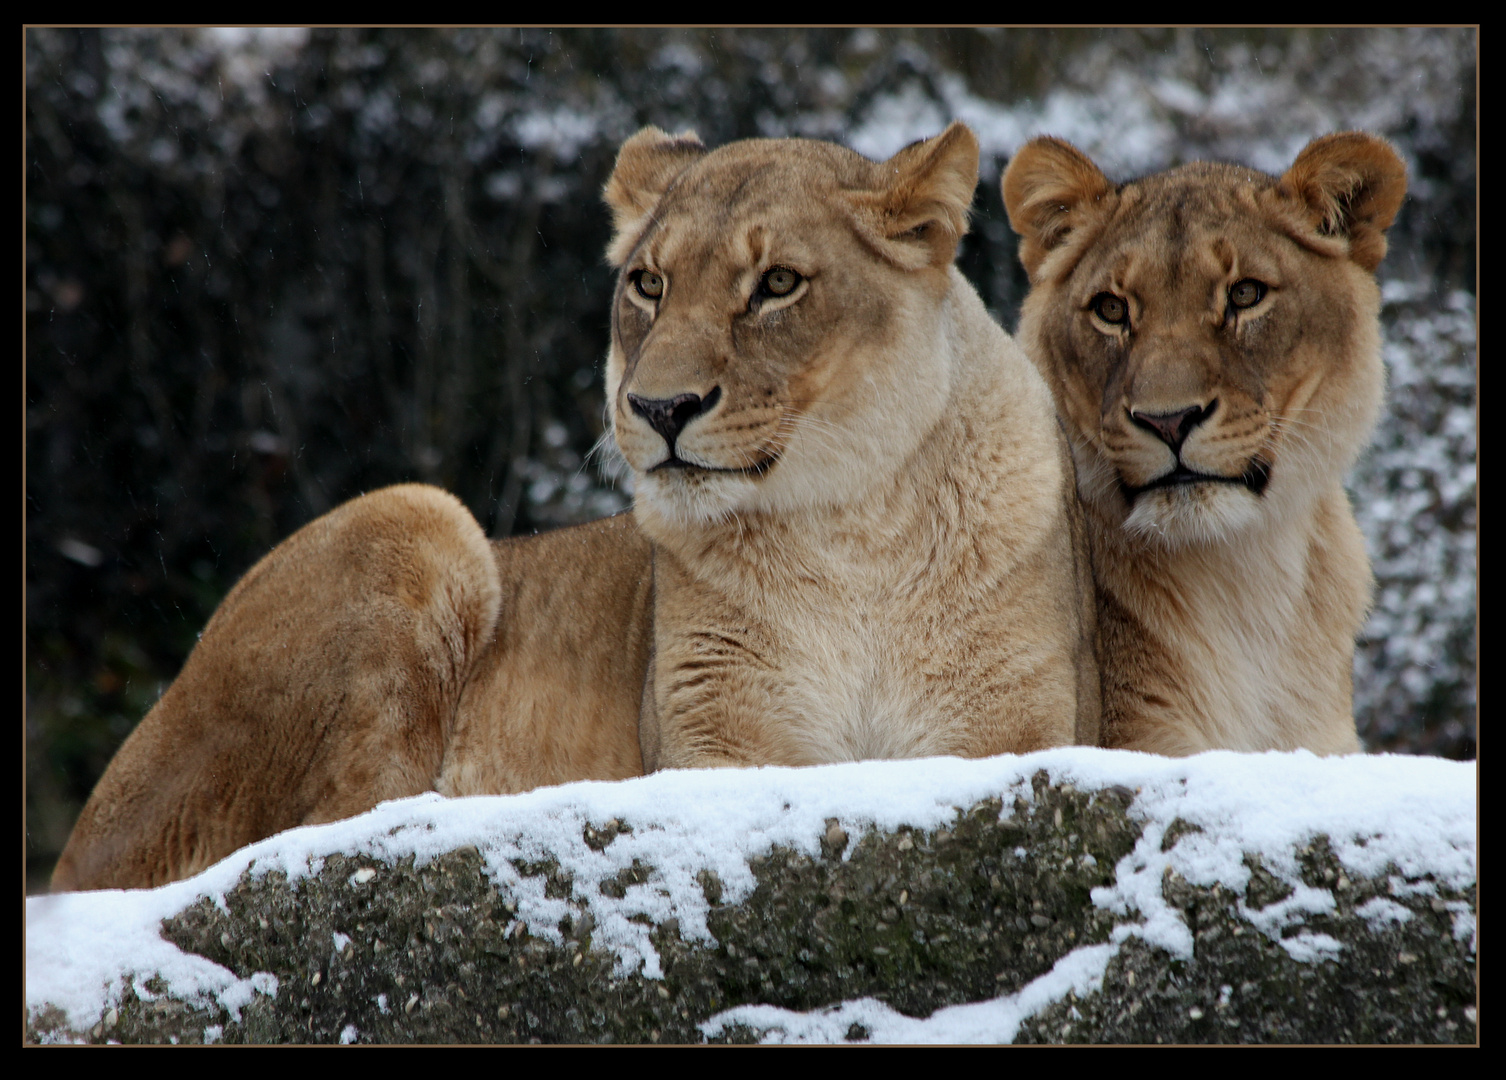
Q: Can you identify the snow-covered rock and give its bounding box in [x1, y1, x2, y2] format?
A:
[25, 748, 1476, 1044]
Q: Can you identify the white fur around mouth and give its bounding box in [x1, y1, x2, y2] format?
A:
[1122, 483, 1264, 546]
[636, 468, 764, 526]
[1123, 458, 1271, 501]
[649, 453, 778, 478]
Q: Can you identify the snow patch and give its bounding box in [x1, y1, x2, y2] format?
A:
[703, 943, 1116, 1045]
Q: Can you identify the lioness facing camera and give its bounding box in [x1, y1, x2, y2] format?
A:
[1002, 132, 1406, 756]
[54, 122, 1097, 891]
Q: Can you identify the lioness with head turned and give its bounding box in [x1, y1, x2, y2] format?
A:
[54, 122, 1097, 891]
[590, 123, 1097, 772]
[1002, 132, 1406, 756]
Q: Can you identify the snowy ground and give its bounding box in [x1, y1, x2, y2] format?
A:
[26, 747, 1476, 1044]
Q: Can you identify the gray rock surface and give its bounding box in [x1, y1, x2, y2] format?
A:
[25, 771, 1476, 1044]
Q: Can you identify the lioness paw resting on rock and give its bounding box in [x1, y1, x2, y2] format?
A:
[54, 123, 1097, 892]
[1002, 132, 1406, 757]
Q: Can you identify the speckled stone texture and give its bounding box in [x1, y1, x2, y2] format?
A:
[25, 775, 1476, 1045]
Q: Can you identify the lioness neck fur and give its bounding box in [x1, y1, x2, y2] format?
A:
[54, 123, 1096, 891]
[1002, 132, 1407, 755]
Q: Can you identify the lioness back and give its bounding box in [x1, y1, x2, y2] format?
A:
[1003, 133, 1407, 755]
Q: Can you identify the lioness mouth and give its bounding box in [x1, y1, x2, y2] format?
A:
[1124, 458, 1271, 501]
[652, 453, 779, 478]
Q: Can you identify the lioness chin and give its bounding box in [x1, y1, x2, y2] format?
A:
[1002, 132, 1407, 756]
[54, 123, 1097, 892]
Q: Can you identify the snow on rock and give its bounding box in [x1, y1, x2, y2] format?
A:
[26, 748, 1474, 1043]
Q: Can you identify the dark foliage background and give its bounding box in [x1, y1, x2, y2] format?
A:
[25, 28, 1476, 890]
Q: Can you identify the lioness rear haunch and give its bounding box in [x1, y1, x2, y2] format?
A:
[1003, 132, 1406, 756]
[54, 123, 1097, 891]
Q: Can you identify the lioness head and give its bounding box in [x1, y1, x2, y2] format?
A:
[601, 123, 979, 528]
[1003, 133, 1406, 546]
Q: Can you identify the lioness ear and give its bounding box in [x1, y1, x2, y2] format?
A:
[602, 126, 706, 267]
[1001, 136, 1115, 281]
[1276, 132, 1407, 272]
[848, 121, 979, 271]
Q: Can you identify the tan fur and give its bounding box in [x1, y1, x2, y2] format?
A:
[55, 124, 1099, 892]
[1002, 132, 1407, 756]
[437, 513, 652, 797]
[603, 124, 1097, 768]
[52, 494, 652, 891]
[54, 485, 498, 889]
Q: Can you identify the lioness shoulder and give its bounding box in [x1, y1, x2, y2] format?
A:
[1002, 132, 1406, 755]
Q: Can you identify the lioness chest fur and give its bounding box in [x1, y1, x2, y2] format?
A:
[1003, 133, 1407, 755]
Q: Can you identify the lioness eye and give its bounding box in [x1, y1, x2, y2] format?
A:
[1092, 293, 1129, 325]
[1229, 279, 1266, 308]
[635, 270, 664, 300]
[761, 267, 801, 298]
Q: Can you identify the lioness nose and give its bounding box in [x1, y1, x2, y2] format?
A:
[1129, 401, 1215, 451]
[628, 387, 722, 450]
